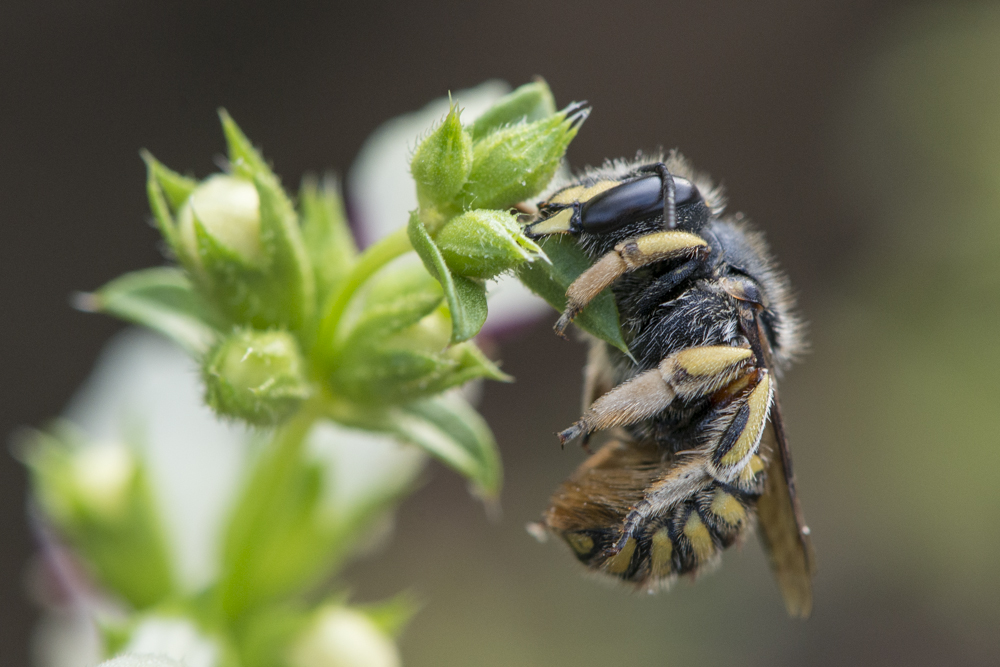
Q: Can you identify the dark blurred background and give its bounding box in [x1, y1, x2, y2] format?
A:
[4, 1, 1000, 664]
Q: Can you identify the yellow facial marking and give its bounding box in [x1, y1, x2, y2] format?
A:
[527, 208, 574, 235]
[565, 532, 594, 556]
[604, 537, 636, 574]
[650, 529, 674, 577]
[720, 373, 772, 466]
[632, 231, 707, 256]
[684, 513, 715, 563]
[710, 490, 747, 525]
[675, 346, 752, 377]
[547, 180, 620, 205]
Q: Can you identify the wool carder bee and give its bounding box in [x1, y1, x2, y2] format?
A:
[526, 153, 815, 617]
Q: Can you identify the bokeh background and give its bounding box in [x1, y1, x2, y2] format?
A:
[3, 1, 1000, 664]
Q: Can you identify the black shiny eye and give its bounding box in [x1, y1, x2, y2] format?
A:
[673, 176, 698, 205]
[579, 175, 662, 234]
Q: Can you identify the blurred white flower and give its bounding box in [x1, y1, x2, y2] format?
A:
[98, 656, 185, 667]
[120, 617, 220, 667]
[348, 80, 550, 336]
[288, 607, 400, 667]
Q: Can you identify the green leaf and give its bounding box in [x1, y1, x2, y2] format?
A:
[470, 79, 557, 140]
[300, 174, 357, 302]
[516, 234, 630, 355]
[80, 267, 222, 354]
[392, 394, 502, 498]
[332, 393, 502, 498]
[456, 102, 589, 211]
[357, 592, 421, 639]
[411, 103, 473, 209]
[407, 212, 488, 343]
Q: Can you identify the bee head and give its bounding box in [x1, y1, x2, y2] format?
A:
[527, 170, 712, 252]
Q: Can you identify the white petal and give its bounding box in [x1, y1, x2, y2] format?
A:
[63, 329, 248, 592]
[31, 610, 102, 667]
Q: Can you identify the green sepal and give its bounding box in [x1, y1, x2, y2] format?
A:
[456, 102, 588, 212]
[254, 172, 316, 333]
[140, 150, 198, 211]
[435, 208, 546, 279]
[331, 393, 502, 499]
[408, 212, 488, 343]
[300, 174, 357, 304]
[516, 234, 630, 355]
[411, 103, 473, 210]
[19, 424, 175, 609]
[219, 109, 272, 181]
[470, 79, 557, 140]
[79, 267, 223, 355]
[141, 152, 183, 257]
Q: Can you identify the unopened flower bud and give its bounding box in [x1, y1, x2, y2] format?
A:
[177, 174, 263, 270]
[435, 209, 546, 279]
[410, 104, 473, 212]
[456, 102, 589, 211]
[289, 607, 400, 667]
[203, 329, 311, 426]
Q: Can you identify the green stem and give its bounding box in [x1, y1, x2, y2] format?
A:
[219, 398, 322, 619]
[312, 226, 412, 370]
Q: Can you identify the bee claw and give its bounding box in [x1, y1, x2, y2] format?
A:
[558, 422, 585, 447]
[553, 314, 572, 338]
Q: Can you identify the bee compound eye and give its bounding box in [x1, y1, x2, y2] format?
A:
[672, 176, 699, 205]
[579, 175, 663, 234]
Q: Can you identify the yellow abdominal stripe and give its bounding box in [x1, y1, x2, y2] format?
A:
[710, 490, 747, 525]
[566, 532, 594, 556]
[720, 373, 771, 466]
[650, 529, 674, 576]
[683, 513, 715, 563]
[604, 538, 636, 574]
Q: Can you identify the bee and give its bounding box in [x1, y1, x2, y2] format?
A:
[525, 152, 815, 617]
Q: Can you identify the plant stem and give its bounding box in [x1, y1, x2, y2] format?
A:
[312, 226, 412, 371]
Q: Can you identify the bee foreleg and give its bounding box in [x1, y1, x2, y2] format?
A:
[554, 231, 710, 336]
[559, 345, 755, 445]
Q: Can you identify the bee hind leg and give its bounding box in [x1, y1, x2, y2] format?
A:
[558, 344, 755, 446]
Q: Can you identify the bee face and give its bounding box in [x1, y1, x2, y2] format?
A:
[529, 152, 814, 616]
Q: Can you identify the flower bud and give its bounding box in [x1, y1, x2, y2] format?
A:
[456, 102, 589, 211]
[202, 328, 311, 426]
[288, 607, 400, 667]
[20, 427, 174, 607]
[177, 174, 263, 270]
[435, 209, 546, 279]
[410, 104, 473, 211]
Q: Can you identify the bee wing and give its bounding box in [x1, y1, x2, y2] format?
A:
[757, 394, 815, 618]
